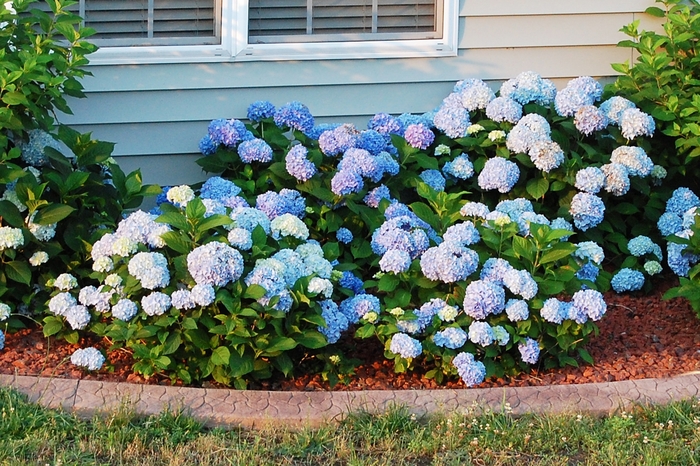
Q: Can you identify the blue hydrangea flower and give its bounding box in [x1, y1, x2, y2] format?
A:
[611, 268, 645, 293]
[199, 135, 218, 155]
[318, 300, 349, 344]
[256, 189, 306, 220]
[506, 113, 551, 154]
[306, 123, 340, 140]
[478, 157, 520, 193]
[442, 154, 474, 180]
[574, 241, 605, 265]
[420, 242, 479, 283]
[187, 242, 244, 287]
[667, 229, 698, 276]
[518, 337, 540, 364]
[528, 140, 564, 172]
[227, 228, 253, 251]
[628, 235, 662, 260]
[452, 352, 486, 387]
[499, 71, 556, 106]
[208, 119, 250, 147]
[274, 101, 315, 134]
[485, 96, 523, 123]
[191, 284, 216, 306]
[454, 78, 495, 110]
[576, 262, 600, 283]
[433, 327, 468, 349]
[331, 169, 364, 196]
[468, 321, 495, 346]
[141, 292, 171, 317]
[433, 106, 470, 138]
[389, 333, 422, 359]
[368, 112, 403, 135]
[443, 221, 480, 246]
[575, 167, 605, 194]
[379, 249, 412, 274]
[396, 298, 444, 334]
[620, 108, 655, 140]
[460, 202, 490, 219]
[600, 96, 636, 124]
[201, 176, 241, 202]
[371, 216, 430, 259]
[610, 146, 653, 177]
[364, 185, 392, 208]
[419, 169, 446, 192]
[247, 100, 276, 122]
[463, 280, 506, 319]
[112, 299, 138, 321]
[335, 227, 353, 244]
[480, 257, 514, 285]
[230, 207, 271, 234]
[506, 299, 529, 322]
[571, 289, 606, 321]
[601, 163, 631, 196]
[550, 217, 574, 240]
[339, 293, 381, 324]
[340, 271, 364, 294]
[666, 187, 700, 215]
[658, 212, 683, 237]
[285, 144, 317, 182]
[171, 289, 195, 310]
[554, 76, 602, 117]
[18, 129, 62, 167]
[570, 193, 605, 231]
[540, 297, 566, 324]
[574, 105, 609, 136]
[319, 124, 359, 156]
[403, 123, 435, 149]
[238, 138, 273, 164]
[503, 268, 538, 300]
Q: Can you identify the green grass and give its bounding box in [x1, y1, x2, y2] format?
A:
[1, 386, 700, 465]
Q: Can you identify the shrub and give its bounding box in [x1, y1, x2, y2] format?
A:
[608, 0, 700, 189]
[0, 1, 160, 333]
[45, 187, 358, 388]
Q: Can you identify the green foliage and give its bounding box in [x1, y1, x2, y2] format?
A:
[608, 0, 700, 189]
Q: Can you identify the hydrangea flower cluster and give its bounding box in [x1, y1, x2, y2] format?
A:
[660, 188, 700, 277]
[18, 129, 62, 167]
[70, 347, 105, 371]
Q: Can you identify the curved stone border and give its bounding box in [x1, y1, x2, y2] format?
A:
[2, 372, 700, 429]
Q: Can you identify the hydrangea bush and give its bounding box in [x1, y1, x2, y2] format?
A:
[45, 185, 359, 388]
[0, 2, 159, 336]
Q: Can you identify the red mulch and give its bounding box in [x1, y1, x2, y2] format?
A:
[2, 275, 699, 391]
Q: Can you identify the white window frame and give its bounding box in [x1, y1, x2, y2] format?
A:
[88, 0, 458, 65]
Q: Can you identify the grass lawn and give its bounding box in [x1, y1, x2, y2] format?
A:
[1, 386, 700, 465]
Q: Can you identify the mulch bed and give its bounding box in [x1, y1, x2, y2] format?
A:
[2, 274, 699, 391]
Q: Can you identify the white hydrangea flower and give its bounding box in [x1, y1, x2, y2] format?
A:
[308, 277, 333, 298]
[26, 212, 56, 242]
[0, 303, 10, 321]
[166, 185, 195, 208]
[0, 189, 26, 212]
[104, 273, 123, 288]
[0, 226, 24, 250]
[54, 273, 78, 291]
[270, 213, 309, 240]
[29, 251, 49, 266]
[71, 347, 105, 371]
[92, 256, 114, 273]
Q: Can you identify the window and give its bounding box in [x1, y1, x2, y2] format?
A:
[85, 0, 458, 64]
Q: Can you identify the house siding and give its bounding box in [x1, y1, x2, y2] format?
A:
[61, 0, 660, 185]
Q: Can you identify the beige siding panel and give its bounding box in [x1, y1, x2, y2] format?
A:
[79, 45, 630, 95]
[461, 14, 633, 49]
[461, 0, 654, 16]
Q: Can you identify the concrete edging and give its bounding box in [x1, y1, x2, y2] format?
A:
[2, 373, 700, 428]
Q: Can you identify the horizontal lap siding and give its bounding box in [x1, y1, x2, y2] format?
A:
[64, 0, 658, 186]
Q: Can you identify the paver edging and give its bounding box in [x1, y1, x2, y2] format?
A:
[2, 372, 700, 429]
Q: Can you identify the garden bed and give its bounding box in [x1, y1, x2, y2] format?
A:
[2, 274, 698, 391]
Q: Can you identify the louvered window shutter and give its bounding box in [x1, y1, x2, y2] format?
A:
[40, 0, 221, 46]
[248, 0, 440, 44]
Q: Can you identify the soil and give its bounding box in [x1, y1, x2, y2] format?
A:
[2, 274, 700, 391]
